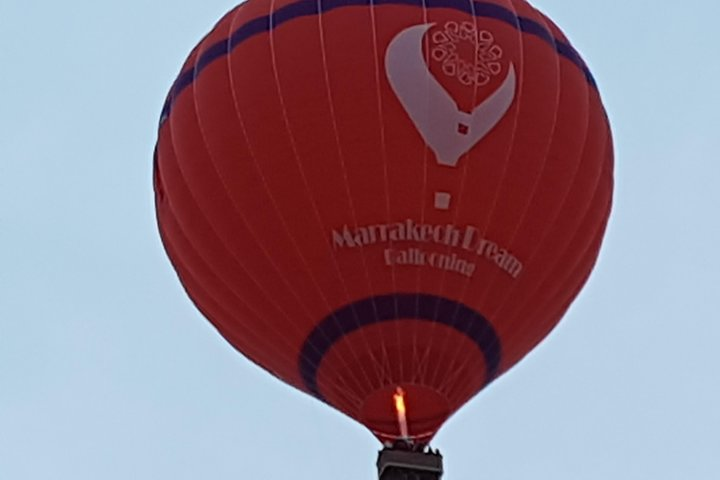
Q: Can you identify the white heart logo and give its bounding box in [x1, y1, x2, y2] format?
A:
[386, 23, 516, 168]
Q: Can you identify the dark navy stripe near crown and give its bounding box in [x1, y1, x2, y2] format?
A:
[298, 293, 501, 401]
[158, 0, 597, 124]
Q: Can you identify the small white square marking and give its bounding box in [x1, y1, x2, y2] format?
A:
[434, 192, 452, 210]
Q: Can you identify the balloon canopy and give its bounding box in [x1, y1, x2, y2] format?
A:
[154, 0, 613, 443]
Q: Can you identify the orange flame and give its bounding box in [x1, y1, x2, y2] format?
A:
[394, 387, 406, 415]
[393, 387, 409, 439]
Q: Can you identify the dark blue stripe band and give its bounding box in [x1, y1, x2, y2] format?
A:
[298, 293, 501, 401]
[158, 0, 597, 124]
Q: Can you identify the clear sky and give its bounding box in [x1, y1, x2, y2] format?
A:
[1, 1, 719, 479]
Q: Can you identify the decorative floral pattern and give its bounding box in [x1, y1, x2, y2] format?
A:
[430, 21, 504, 86]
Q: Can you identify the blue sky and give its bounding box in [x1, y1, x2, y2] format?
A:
[1, 1, 719, 478]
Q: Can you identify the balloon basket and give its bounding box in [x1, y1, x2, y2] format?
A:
[376, 443, 443, 480]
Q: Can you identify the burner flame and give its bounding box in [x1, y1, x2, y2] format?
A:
[393, 387, 409, 439]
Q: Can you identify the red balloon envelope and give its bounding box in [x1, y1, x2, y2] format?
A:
[154, 0, 613, 443]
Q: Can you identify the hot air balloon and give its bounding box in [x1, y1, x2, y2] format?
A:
[153, 0, 613, 469]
